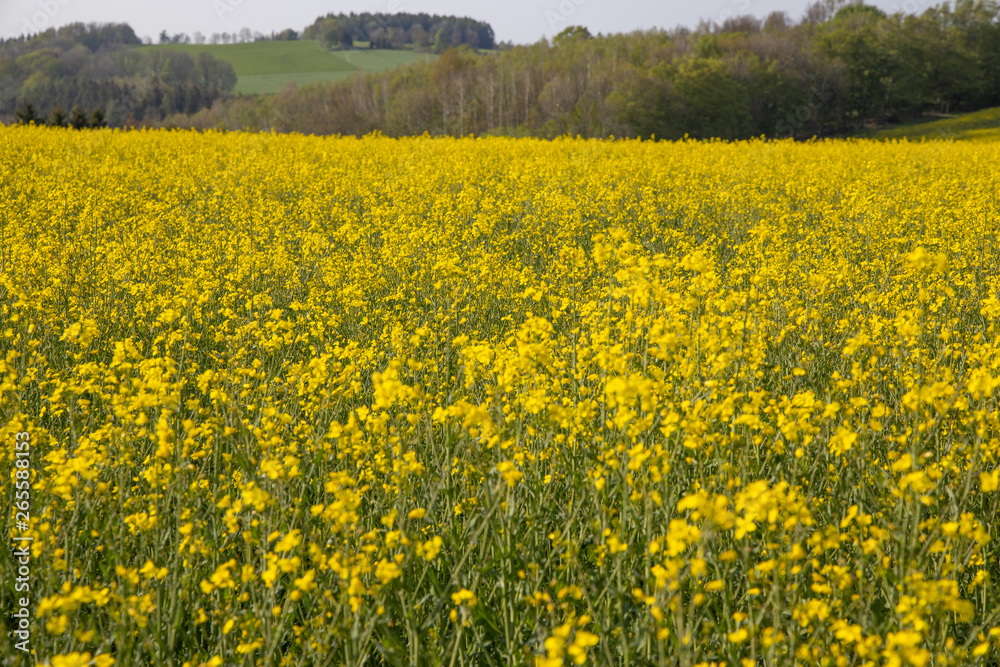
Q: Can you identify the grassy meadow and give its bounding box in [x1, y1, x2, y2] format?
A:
[2, 126, 1000, 666]
[136, 41, 437, 94]
[859, 106, 1000, 142]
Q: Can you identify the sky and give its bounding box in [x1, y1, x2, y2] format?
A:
[0, 0, 936, 45]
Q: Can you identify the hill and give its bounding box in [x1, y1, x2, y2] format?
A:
[165, 2, 1000, 140]
[0, 23, 236, 125]
[137, 41, 437, 95]
[858, 107, 1000, 141]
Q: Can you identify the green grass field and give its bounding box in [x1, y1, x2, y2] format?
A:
[857, 106, 1000, 141]
[137, 40, 437, 95]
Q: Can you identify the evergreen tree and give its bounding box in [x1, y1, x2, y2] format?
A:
[14, 102, 40, 125]
[49, 106, 68, 127]
[69, 105, 88, 129]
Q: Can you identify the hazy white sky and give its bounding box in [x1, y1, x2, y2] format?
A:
[0, 0, 932, 45]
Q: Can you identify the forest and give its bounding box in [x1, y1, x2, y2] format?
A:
[164, 0, 1000, 139]
[0, 22, 238, 126]
[302, 12, 495, 51]
[6, 0, 1000, 139]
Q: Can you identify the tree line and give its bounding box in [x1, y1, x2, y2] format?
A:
[1, 22, 237, 127]
[302, 12, 495, 52]
[8, 1, 1000, 139]
[157, 28, 300, 46]
[167, 0, 1000, 139]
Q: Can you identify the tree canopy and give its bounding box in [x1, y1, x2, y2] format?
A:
[303, 12, 494, 52]
[171, 0, 1000, 140]
[1, 22, 237, 126]
[8, 1, 1000, 139]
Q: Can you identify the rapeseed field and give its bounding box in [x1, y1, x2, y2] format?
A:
[2, 126, 1000, 666]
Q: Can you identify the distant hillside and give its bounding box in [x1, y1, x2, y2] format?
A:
[1, 13, 480, 124]
[138, 41, 437, 95]
[11, 2, 1000, 141]
[858, 107, 1000, 141]
[0, 22, 236, 126]
[167, 2, 1000, 141]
